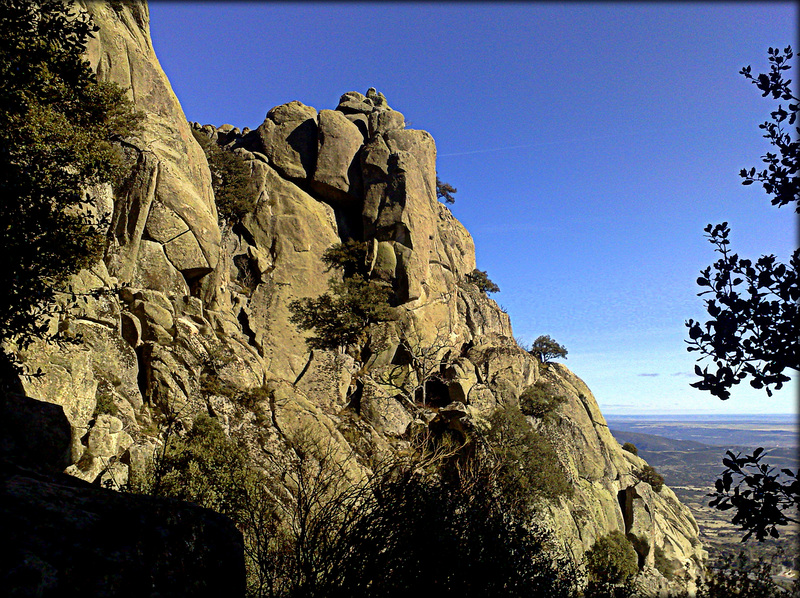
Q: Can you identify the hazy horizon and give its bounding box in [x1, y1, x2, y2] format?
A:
[605, 413, 798, 420]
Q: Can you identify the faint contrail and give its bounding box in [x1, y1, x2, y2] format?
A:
[438, 130, 661, 157]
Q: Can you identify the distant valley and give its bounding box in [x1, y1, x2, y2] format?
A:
[606, 414, 798, 449]
[607, 415, 799, 569]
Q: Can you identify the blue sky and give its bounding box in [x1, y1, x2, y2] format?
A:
[148, 2, 797, 415]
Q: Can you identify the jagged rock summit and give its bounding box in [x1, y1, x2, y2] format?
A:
[4, 1, 706, 595]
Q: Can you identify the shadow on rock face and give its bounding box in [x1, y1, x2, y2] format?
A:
[1, 460, 245, 598]
[0, 352, 73, 474]
[286, 118, 318, 179]
[0, 393, 73, 474]
[0, 359, 245, 597]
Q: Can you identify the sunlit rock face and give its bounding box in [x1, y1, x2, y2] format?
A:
[6, 2, 705, 596]
[82, 0, 221, 300]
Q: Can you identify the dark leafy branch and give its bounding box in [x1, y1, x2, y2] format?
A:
[686, 46, 798, 401]
[686, 223, 799, 400]
[686, 46, 799, 544]
[738, 46, 799, 212]
[708, 447, 799, 541]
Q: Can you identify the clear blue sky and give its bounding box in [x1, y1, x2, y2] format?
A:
[148, 2, 797, 415]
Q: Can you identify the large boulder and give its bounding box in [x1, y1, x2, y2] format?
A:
[336, 91, 375, 115]
[368, 109, 405, 137]
[2, 461, 245, 598]
[254, 101, 318, 181]
[235, 160, 340, 382]
[311, 109, 364, 202]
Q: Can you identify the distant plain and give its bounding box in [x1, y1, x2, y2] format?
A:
[607, 414, 799, 569]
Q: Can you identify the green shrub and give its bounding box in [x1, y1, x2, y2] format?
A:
[290, 275, 395, 350]
[147, 414, 253, 518]
[239, 386, 269, 410]
[145, 418, 583, 598]
[519, 380, 567, 418]
[199, 371, 240, 400]
[636, 464, 665, 492]
[585, 530, 639, 585]
[653, 545, 674, 580]
[199, 367, 268, 409]
[290, 241, 396, 351]
[465, 269, 500, 294]
[622, 442, 638, 456]
[321, 240, 369, 277]
[484, 406, 573, 507]
[271, 429, 579, 598]
[141, 414, 282, 595]
[198, 346, 242, 400]
[93, 392, 118, 417]
[192, 128, 253, 223]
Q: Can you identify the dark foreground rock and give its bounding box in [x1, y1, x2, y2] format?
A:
[1, 459, 244, 598]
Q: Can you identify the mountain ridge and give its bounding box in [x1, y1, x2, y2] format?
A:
[3, 1, 707, 595]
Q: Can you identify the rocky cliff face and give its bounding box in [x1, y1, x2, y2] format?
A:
[9, 1, 705, 595]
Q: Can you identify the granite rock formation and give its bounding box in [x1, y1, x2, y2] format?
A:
[4, 1, 706, 595]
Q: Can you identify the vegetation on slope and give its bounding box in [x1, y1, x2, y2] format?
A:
[191, 128, 254, 224]
[142, 416, 580, 598]
[289, 241, 396, 351]
[0, 0, 140, 377]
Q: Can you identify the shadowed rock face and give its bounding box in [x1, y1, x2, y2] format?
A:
[2, 459, 245, 598]
[7, 2, 705, 595]
[0, 394, 72, 473]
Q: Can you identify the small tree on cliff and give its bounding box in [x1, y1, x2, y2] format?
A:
[0, 0, 140, 376]
[436, 177, 457, 204]
[529, 335, 568, 364]
[621, 442, 638, 456]
[466, 269, 500, 294]
[289, 241, 395, 351]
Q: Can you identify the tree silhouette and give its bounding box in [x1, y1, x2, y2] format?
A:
[0, 0, 140, 375]
[686, 46, 798, 542]
[686, 46, 798, 401]
[530, 335, 568, 364]
[436, 177, 457, 204]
